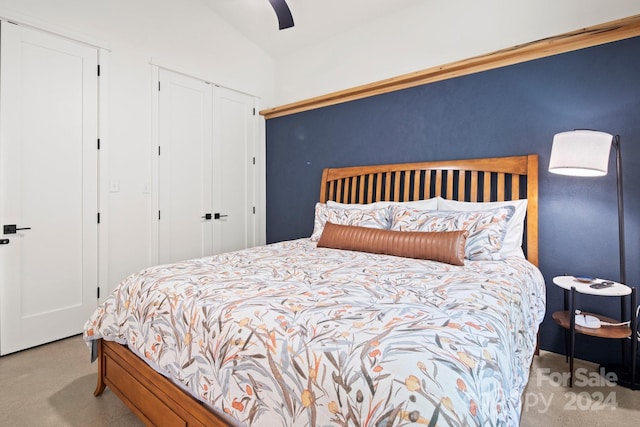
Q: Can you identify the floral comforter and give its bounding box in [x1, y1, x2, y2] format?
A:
[84, 238, 545, 426]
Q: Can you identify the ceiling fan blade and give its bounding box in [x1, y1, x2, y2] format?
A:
[267, 0, 294, 30]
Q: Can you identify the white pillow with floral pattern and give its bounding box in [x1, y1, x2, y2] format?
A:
[438, 198, 527, 259]
[311, 203, 390, 241]
[389, 205, 515, 260]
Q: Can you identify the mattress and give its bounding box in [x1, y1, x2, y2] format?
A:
[84, 238, 545, 426]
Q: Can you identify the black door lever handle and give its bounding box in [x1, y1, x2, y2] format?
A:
[3, 224, 32, 234]
[213, 213, 228, 220]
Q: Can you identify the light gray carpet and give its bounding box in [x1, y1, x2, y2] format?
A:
[0, 335, 637, 426]
[0, 335, 141, 427]
[522, 351, 639, 427]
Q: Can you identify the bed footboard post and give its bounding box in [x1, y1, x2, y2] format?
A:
[93, 339, 107, 396]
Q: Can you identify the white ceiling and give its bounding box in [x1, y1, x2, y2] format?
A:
[202, 0, 423, 58]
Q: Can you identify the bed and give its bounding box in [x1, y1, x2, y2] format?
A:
[85, 154, 544, 426]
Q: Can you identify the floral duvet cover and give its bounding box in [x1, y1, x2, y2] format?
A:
[84, 238, 545, 426]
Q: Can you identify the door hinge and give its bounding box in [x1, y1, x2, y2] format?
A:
[252, 157, 256, 165]
[97, 212, 101, 224]
[97, 138, 101, 150]
[158, 81, 161, 91]
[253, 107, 256, 115]
[97, 65, 100, 77]
[158, 146, 161, 156]
[158, 210, 161, 220]
[97, 287, 101, 299]
[253, 206, 256, 214]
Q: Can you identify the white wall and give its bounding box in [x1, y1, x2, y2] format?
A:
[275, 0, 640, 106]
[0, 0, 275, 292]
[4, 0, 640, 293]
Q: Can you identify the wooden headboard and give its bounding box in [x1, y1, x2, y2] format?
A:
[319, 155, 539, 266]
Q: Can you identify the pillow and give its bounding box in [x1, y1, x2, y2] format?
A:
[317, 222, 468, 266]
[327, 198, 439, 211]
[438, 199, 527, 258]
[389, 206, 515, 260]
[310, 203, 389, 241]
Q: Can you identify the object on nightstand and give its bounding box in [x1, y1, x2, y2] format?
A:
[590, 281, 614, 289]
[574, 313, 601, 328]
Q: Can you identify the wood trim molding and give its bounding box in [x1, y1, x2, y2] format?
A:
[261, 14, 640, 119]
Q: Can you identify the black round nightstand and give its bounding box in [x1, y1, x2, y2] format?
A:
[551, 275, 637, 389]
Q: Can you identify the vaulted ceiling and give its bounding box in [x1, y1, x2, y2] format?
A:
[202, 0, 423, 58]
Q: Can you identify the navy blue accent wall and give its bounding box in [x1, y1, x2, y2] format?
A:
[266, 36, 640, 363]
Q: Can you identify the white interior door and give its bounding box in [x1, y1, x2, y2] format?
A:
[157, 69, 213, 264]
[212, 87, 256, 254]
[0, 22, 98, 355]
[155, 70, 256, 263]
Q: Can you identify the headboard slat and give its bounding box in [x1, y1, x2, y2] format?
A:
[364, 174, 372, 203]
[512, 176, 520, 200]
[393, 173, 401, 201]
[470, 171, 478, 202]
[423, 171, 432, 200]
[497, 173, 506, 201]
[483, 172, 491, 202]
[443, 171, 450, 198]
[384, 172, 392, 201]
[375, 173, 382, 202]
[434, 170, 443, 197]
[412, 171, 421, 201]
[403, 172, 411, 201]
[350, 178, 354, 202]
[457, 171, 466, 201]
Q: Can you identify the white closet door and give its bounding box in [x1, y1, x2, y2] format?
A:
[0, 23, 98, 355]
[212, 87, 256, 254]
[157, 69, 213, 264]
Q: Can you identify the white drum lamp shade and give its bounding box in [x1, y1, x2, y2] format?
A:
[549, 130, 613, 176]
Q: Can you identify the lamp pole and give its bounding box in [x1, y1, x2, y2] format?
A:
[614, 135, 625, 285]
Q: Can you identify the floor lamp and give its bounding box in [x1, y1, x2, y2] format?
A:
[548, 130, 625, 285]
[549, 129, 637, 390]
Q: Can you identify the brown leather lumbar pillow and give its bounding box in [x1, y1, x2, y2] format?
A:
[317, 222, 468, 266]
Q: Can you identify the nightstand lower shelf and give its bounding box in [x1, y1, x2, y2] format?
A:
[552, 311, 631, 339]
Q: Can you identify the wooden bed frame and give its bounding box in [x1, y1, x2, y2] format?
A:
[93, 154, 539, 426]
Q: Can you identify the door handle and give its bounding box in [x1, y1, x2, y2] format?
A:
[213, 213, 228, 220]
[202, 213, 212, 220]
[3, 224, 32, 234]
